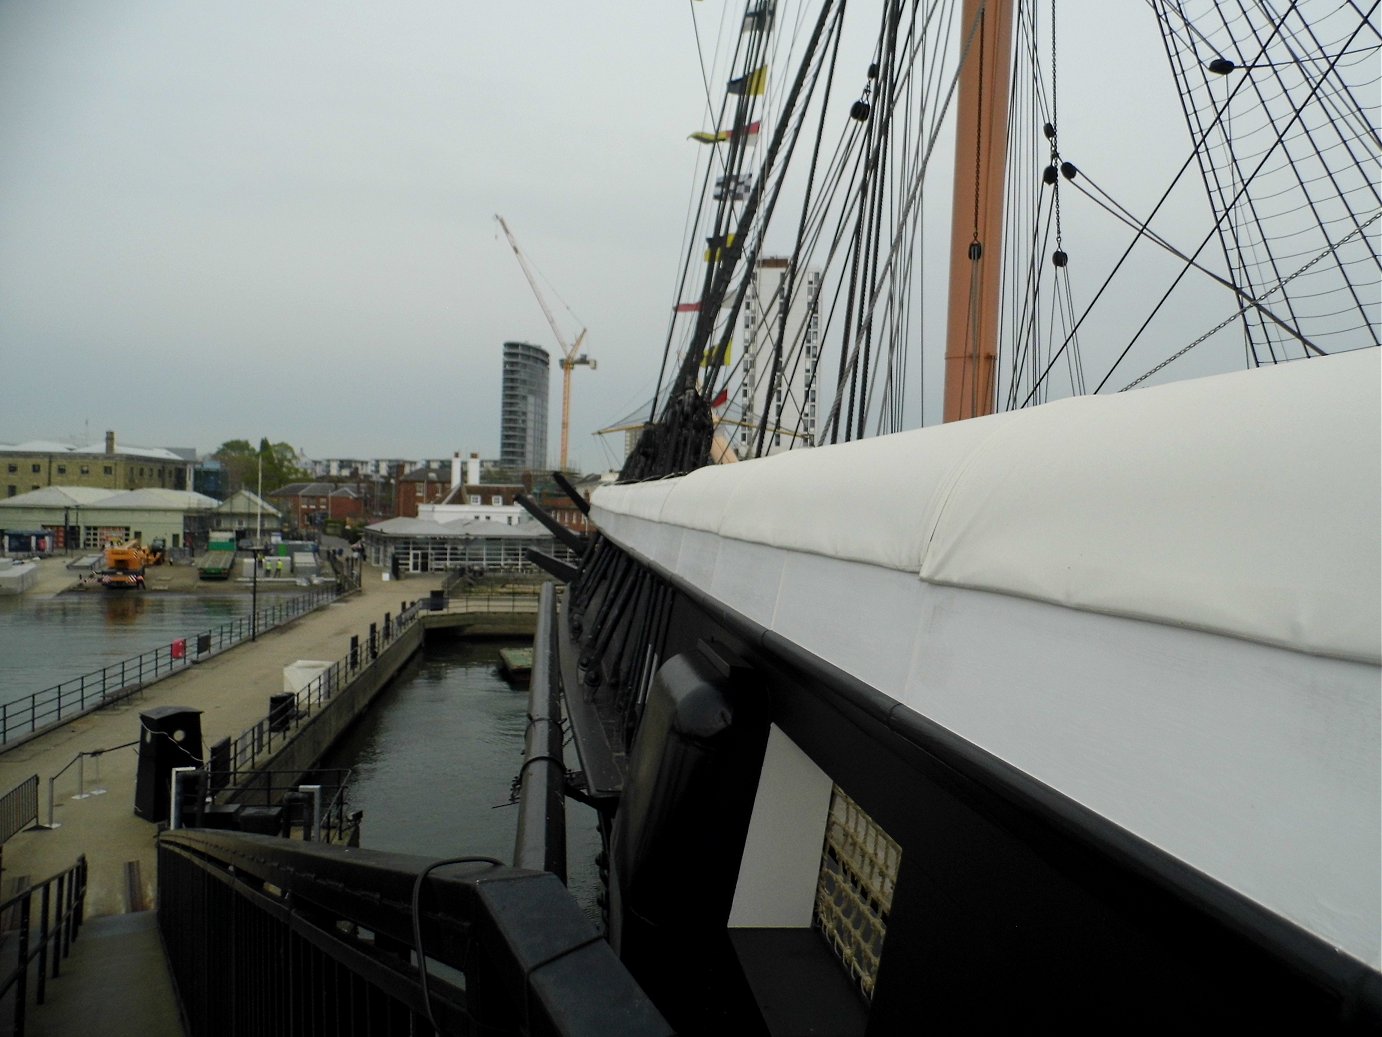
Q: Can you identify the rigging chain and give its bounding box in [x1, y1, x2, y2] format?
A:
[1119, 207, 1380, 390]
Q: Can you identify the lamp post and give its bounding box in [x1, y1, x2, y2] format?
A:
[250, 544, 264, 641]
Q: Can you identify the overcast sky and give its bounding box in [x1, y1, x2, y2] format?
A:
[0, 2, 716, 469]
[2, 2, 1372, 470]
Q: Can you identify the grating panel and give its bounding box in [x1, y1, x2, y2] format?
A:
[813, 785, 901, 1002]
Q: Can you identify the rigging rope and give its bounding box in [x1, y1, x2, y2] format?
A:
[1091, 0, 1378, 392]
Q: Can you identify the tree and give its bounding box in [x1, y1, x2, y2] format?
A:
[214, 439, 257, 495]
[215, 438, 310, 495]
[259, 438, 309, 492]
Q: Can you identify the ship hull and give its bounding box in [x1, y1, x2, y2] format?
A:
[554, 351, 1382, 1030]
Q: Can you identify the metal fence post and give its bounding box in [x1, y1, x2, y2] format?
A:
[15, 894, 31, 1034]
[52, 874, 64, 975]
[37, 883, 50, 1005]
[89, 752, 106, 796]
[45, 777, 59, 829]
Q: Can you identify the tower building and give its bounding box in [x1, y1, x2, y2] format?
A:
[736, 257, 822, 455]
[500, 341, 550, 471]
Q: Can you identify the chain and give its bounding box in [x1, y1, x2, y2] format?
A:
[1120, 208, 1382, 390]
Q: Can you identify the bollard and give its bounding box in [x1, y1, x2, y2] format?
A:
[350, 634, 359, 671]
[369, 623, 377, 660]
[298, 784, 322, 842]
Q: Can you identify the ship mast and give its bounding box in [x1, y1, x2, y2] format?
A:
[943, 0, 1015, 422]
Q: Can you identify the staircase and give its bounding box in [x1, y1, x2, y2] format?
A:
[17, 912, 182, 1037]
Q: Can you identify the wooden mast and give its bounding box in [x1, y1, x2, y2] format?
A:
[943, 0, 1015, 422]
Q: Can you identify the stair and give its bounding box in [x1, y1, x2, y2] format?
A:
[24, 911, 182, 1037]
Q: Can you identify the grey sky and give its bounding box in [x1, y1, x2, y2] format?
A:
[2, 2, 1372, 470]
[1, 2, 705, 469]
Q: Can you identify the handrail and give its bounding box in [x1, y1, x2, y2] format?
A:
[513, 582, 566, 877]
[171, 768, 356, 844]
[157, 830, 668, 1036]
[0, 775, 38, 844]
[0, 856, 87, 1037]
[436, 590, 542, 615]
[0, 586, 339, 747]
[41, 741, 139, 828]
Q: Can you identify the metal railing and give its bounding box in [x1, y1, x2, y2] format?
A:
[157, 830, 668, 1036]
[223, 600, 425, 780]
[0, 856, 87, 1037]
[205, 588, 542, 832]
[0, 586, 339, 747]
[439, 590, 541, 614]
[40, 742, 136, 829]
[513, 583, 565, 877]
[0, 776, 38, 845]
[173, 769, 357, 845]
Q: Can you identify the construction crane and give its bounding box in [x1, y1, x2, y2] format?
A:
[495, 214, 596, 471]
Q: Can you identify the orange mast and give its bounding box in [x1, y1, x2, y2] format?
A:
[943, 0, 1015, 422]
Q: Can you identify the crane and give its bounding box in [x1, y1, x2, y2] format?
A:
[494, 214, 596, 472]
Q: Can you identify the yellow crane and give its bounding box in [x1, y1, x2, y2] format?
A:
[495, 214, 596, 472]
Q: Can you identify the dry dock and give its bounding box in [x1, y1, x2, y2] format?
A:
[0, 565, 445, 918]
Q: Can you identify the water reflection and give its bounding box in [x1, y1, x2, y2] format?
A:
[321, 638, 603, 924]
[102, 594, 146, 624]
[0, 591, 258, 704]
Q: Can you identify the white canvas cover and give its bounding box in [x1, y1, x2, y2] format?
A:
[597, 350, 1381, 663]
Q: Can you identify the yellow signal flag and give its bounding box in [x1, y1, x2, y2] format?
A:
[704, 234, 737, 261]
[701, 339, 732, 366]
[727, 66, 768, 96]
[688, 129, 730, 144]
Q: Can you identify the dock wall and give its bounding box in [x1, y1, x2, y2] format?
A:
[226, 597, 539, 800]
[238, 620, 425, 788]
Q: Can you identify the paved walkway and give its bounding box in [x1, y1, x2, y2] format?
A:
[0, 565, 443, 918]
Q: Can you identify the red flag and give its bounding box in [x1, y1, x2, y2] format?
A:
[674, 301, 701, 313]
[730, 120, 761, 140]
[711, 387, 729, 408]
